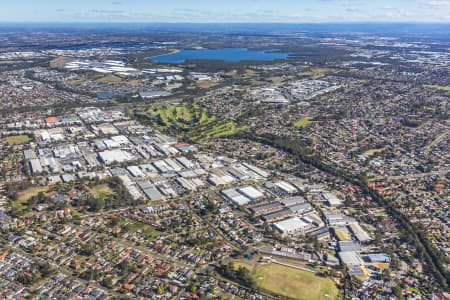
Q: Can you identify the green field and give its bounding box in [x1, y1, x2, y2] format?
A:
[133, 102, 246, 142]
[300, 68, 334, 77]
[118, 217, 161, 240]
[234, 261, 339, 300]
[194, 80, 219, 89]
[362, 147, 386, 157]
[91, 184, 115, 199]
[424, 85, 450, 92]
[95, 74, 124, 84]
[17, 186, 51, 202]
[334, 229, 351, 241]
[2, 135, 31, 145]
[294, 117, 313, 128]
[50, 56, 75, 68]
[13, 186, 51, 211]
[128, 221, 161, 240]
[67, 74, 136, 86]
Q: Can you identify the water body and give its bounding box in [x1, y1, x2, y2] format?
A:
[150, 48, 289, 64]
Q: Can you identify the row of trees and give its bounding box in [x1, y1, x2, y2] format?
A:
[217, 262, 255, 288]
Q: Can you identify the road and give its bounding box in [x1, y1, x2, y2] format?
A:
[372, 169, 449, 181]
[423, 129, 450, 154]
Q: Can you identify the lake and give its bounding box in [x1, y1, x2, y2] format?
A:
[150, 48, 289, 64]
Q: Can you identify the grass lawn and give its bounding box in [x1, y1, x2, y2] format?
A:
[300, 68, 334, 77]
[91, 184, 115, 199]
[270, 75, 292, 84]
[335, 229, 351, 241]
[135, 102, 245, 142]
[234, 261, 339, 300]
[2, 135, 31, 145]
[67, 76, 89, 85]
[120, 217, 162, 240]
[294, 117, 313, 128]
[136, 223, 162, 240]
[13, 186, 51, 211]
[195, 80, 219, 89]
[424, 85, 450, 92]
[50, 56, 75, 68]
[234, 260, 255, 271]
[95, 74, 123, 84]
[49, 56, 75, 68]
[190, 120, 246, 142]
[363, 147, 386, 157]
[69, 207, 82, 218]
[17, 186, 51, 202]
[406, 287, 422, 295]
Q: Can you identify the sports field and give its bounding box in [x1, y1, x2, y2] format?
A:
[424, 84, 450, 92]
[2, 135, 31, 145]
[294, 117, 313, 128]
[234, 261, 339, 300]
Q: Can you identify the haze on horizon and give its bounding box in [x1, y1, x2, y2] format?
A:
[0, 0, 449, 23]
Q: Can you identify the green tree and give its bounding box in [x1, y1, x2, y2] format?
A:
[157, 285, 165, 295]
[392, 284, 403, 299]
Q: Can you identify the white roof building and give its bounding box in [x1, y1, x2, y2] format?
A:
[274, 217, 310, 235]
[98, 150, 135, 165]
[222, 188, 251, 206]
[349, 223, 372, 243]
[321, 192, 344, 207]
[238, 186, 264, 200]
[29, 159, 43, 175]
[242, 163, 270, 178]
[127, 166, 144, 177]
[338, 251, 363, 266]
[275, 181, 298, 194]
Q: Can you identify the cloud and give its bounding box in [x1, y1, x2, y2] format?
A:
[91, 9, 125, 14]
[421, 0, 450, 8]
[345, 7, 362, 13]
[17, 0, 450, 23]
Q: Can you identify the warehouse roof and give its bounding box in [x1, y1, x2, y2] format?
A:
[279, 196, 306, 207]
[238, 186, 264, 200]
[262, 208, 292, 221]
[275, 181, 298, 193]
[349, 223, 371, 243]
[338, 251, 362, 265]
[250, 201, 283, 215]
[338, 241, 361, 252]
[222, 188, 251, 206]
[321, 192, 343, 206]
[274, 217, 309, 234]
[367, 253, 391, 263]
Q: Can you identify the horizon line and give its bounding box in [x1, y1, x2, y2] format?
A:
[1, 21, 450, 25]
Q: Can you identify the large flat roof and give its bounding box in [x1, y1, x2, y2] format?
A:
[238, 186, 264, 200]
[274, 217, 309, 233]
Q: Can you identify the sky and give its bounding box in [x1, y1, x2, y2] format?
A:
[0, 0, 449, 23]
